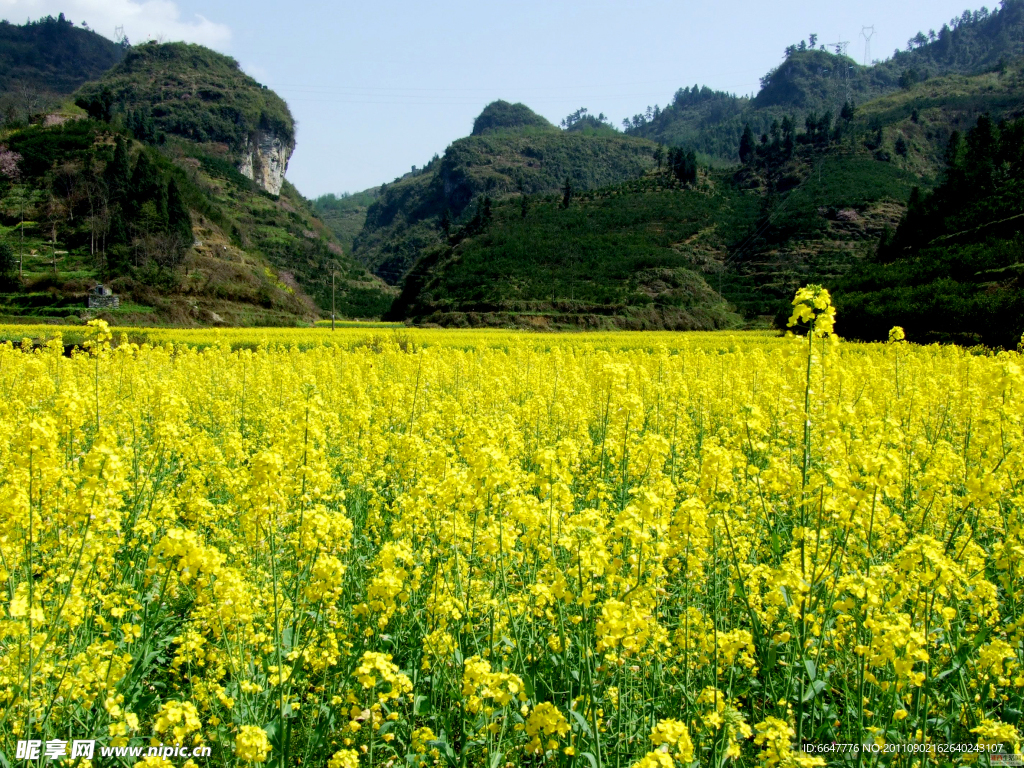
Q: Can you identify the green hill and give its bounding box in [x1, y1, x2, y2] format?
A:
[472, 100, 556, 135]
[835, 110, 1024, 348]
[312, 189, 379, 255]
[387, 61, 1024, 334]
[701, 61, 1024, 328]
[75, 42, 293, 156]
[351, 101, 659, 283]
[628, 0, 1024, 163]
[0, 14, 124, 127]
[0, 34, 392, 325]
[386, 171, 758, 329]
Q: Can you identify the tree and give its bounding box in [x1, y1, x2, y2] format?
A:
[654, 145, 666, 170]
[739, 125, 756, 165]
[899, 68, 920, 89]
[562, 177, 573, 209]
[0, 240, 15, 288]
[895, 135, 909, 156]
[808, 33, 818, 48]
[105, 137, 131, 207]
[76, 86, 114, 122]
[840, 101, 856, 124]
[669, 148, 698, 184]
[127, 108, 157, 143]
[167, 178, 192, 246]
[129, 151, 165, 224]
[0, 144, 22, 181]
[966, 113, 998, 190]
[51, 161, 83, 224]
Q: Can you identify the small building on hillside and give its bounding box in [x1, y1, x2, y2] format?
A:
[88, 284, 119, 309]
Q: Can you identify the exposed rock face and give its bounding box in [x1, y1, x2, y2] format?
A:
[238, 131, 292, 195]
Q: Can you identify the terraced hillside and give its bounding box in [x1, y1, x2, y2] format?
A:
[388, 62, 1024, 333]
[0, 35, 392, 325]
[352, 101, 659, 283]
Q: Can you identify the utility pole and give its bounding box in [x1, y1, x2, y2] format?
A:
[19, 200, 24, 279]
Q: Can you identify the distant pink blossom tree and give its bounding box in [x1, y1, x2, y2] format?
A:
[0, 145, 22, 181]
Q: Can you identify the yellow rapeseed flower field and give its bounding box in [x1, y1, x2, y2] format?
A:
[1, 301, 1023, 767]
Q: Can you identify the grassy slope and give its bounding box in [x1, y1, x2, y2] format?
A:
[353, 120, 659, 283]
[391, 62, 1024, 330]
[723, 62, 1024, 320]
[388, 171, 759, 330]
[312, 190, 379, 255]
[0, 120, 392, 324]
[833, 70, 1024, 347]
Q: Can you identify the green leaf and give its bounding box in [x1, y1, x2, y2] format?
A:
[803, 658, 817, 681]
[801, 679, 827, 702]
[568, 708, 594, 739]
[414, 694, 430, 715]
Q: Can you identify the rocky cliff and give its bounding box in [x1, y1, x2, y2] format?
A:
[75, 42, 296, 197]
[239, 131, 292, 195]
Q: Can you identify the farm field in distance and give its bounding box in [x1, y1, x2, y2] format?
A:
[1, 316, 1022, 767]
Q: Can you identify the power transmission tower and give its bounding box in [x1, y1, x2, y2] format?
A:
[861, 26, 875, 66]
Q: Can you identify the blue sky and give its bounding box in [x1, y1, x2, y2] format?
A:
[2, 0, 989, 197]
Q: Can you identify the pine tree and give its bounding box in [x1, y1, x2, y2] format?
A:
[562, 177, 573, 209]
[739, 124, 756, 165]
[128, 152, 163, 220]
[107, 207, 128, 248]
[166, 179, 192, 245]
[104, 137, 131, 207]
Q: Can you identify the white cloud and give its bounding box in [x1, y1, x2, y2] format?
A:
[0, 0, 231, 48]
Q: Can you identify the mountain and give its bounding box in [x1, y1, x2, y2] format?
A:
[0, 14, 124, 127]
[350, 101, 659, 283]
[386, 170, 757, 330]
[0, 33, 392, 325]
[312, 189, 379, 255]
[836, 109, 1024, 348]
[76, 42, 294, 194]
[627, 0, 1024, 163]
[387, 60, 1024, 332]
